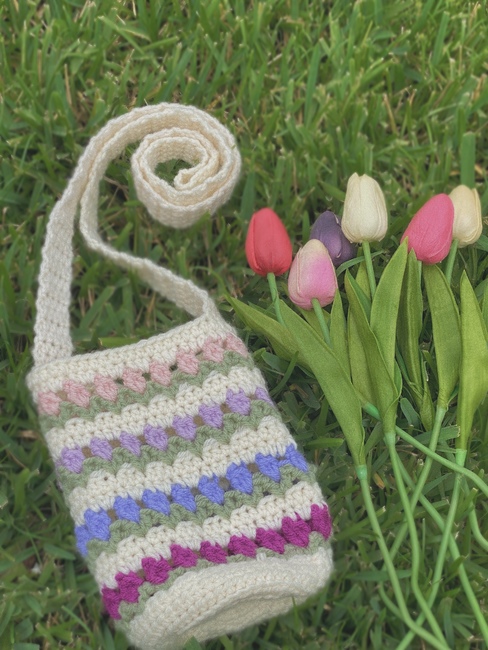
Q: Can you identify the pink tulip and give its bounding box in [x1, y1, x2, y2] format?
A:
[400, 194, 454, 264]
[288, 240, 338, 309]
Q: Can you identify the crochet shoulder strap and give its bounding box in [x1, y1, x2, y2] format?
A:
[32, 103, 242, 367]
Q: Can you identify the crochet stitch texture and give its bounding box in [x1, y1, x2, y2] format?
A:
[27, 103, 333, 650]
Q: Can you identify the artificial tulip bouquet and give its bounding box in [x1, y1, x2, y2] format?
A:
[229, 173, 488, 647]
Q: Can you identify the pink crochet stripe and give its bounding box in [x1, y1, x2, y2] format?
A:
[37, 334, 247, 416]
[101, 504, 332, 619]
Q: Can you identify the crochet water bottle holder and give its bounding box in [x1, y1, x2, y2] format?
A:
[27, 104, 334, 650]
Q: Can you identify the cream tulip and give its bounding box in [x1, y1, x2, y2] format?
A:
[342, 173, 388, 243]
[449, 185, 482, 247]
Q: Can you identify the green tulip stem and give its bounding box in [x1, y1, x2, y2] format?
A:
[396, 457, 488, 649]
[355, 465, 449, 650]
[389, 406, 446, 560]
[363, 402, 488, 499]
[396, 426, 488, 498]
[383, 432, 446, 643]
[360, 405, 487, 645]
[266, 272, 284, 325]
[468, 496, 488, 552]
[444, 238, 459, 285]
[311, 298, 331, 346]
[429, 448, 464, 592]
[361, 240, 376, 297]
[377, 584, 402, 618]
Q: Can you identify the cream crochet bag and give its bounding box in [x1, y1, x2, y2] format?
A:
[27, 103, 333, 650]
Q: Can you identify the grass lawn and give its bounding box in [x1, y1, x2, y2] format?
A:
[1, 0, 487, 648]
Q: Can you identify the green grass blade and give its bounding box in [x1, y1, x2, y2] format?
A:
[460, 132, 476, 188]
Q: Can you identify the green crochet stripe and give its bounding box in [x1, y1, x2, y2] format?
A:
[85, 468, 317, 568]
[40, 351, 255, 432]
[116, 533, 331, 631]
[58, 400, 280, 496]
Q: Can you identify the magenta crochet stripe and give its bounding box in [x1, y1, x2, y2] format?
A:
[36, 333, 248, 416]
[101, 503, 332, 619]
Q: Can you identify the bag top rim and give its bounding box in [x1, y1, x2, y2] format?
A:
[27, 306, 235, 398]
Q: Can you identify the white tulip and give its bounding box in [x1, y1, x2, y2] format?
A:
[449, 185, 482, 247]
[341, 173, 389, 243]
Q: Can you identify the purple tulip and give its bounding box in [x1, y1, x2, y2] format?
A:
[310, 210, 356, 267]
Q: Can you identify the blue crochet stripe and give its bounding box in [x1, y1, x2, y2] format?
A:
[74, 444, 308, 556]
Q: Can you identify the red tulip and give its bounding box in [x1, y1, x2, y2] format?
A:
[401, 194, 454, 265]
[245, 208, 293, 276]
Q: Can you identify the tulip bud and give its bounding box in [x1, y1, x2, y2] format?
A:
[401, 194, 454, 265]
[449, 185, 482, 247]
[310, 210, 356, 267]
[288, 239, 338, 309]
[245, 208, 293, 276]
[341, 173, 388, 243]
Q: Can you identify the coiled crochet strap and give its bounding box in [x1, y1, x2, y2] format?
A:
[33, 103, 242, 367]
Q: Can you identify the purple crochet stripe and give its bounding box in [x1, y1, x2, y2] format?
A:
[101, 503, 332, 620]
[58, 387, 274, 474]
[74, 444, 309, 556]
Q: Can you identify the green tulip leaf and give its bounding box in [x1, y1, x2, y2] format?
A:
[482, 283, 488, 332]
[371, 241, 407, 379]
[345, 271, 399, 434]
[227, 296, 307, 367]
[457, 273, 488, 449]
[348, 306, 376, 405]
[397, 250, 433, 429]
[346, 265, 372, 400]
[397, 251, 423, 393]
[476, 234, 488, 252]
[348, 269, 371, 319]
[420, 359, 435, 432]
[393, 361, 403, 395]
[279, 299, 366, 467]
[356, 261, 371, 300]
[330, 290, 350, 379]
[423, 264, 461, 409]
[299, 306, 329, 336]
[398, 250, 423, 388]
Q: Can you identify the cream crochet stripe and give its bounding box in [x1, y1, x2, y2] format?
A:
[67, 415, 292, 523]
[125, 549, 333, 650]
[45, 366, 266, 458]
